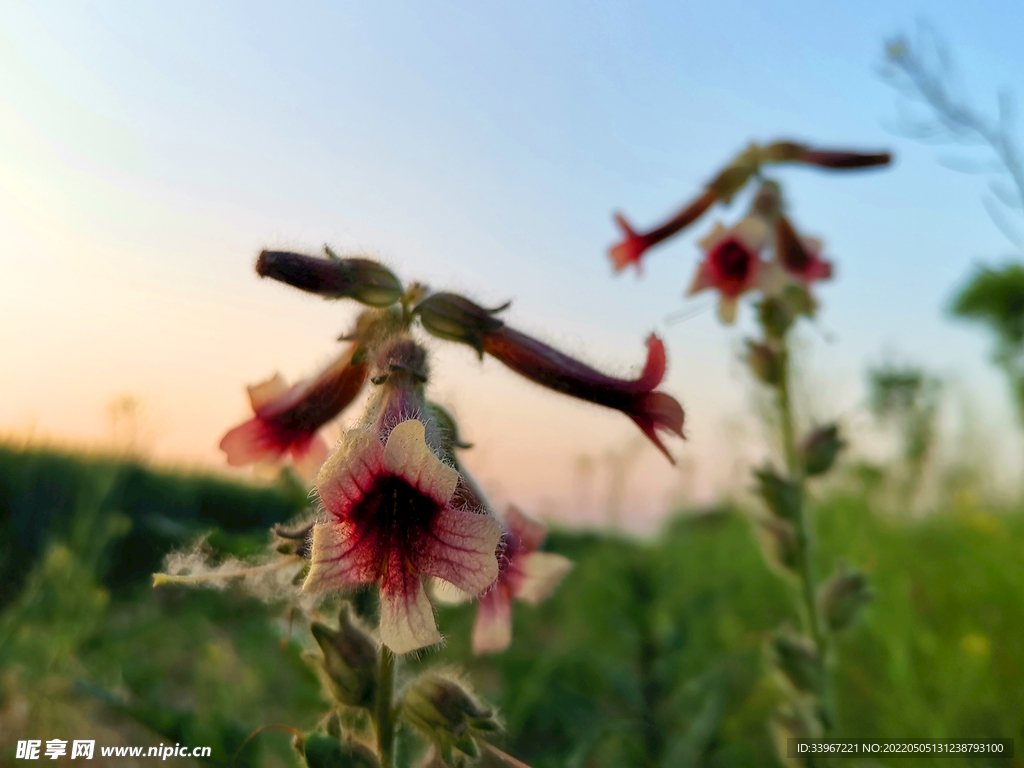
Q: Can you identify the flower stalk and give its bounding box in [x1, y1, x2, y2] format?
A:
[376, 646, 396, 768]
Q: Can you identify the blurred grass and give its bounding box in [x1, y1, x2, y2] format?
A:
[2, 444, 1023, 767]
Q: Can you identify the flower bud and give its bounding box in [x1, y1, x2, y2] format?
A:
[746, 341, 782, 386]
[257, 250, 403, 307]
[760, 141, 892, 170]
[310, 604, 378, 708]
[401, 671, 501, 763]
[799, 424, 845, 477]
[754, 517, 799, 575]
[818, 565, 872, 632]
[753, 467, 801, 521]
[757, 296, 795, 339]
[781, 284, 818, 318]
[751, 180, 783, 219]
[296, 732, 379, 768]
[707, 143, 761, 203]
[771, 630, 822, 695]
[413, 292, 510, 356]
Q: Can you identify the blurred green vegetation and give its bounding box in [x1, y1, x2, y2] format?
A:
[2, 444, 1024, 767]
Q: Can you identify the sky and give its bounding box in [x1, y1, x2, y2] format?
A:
[2, 0, 1023, 531]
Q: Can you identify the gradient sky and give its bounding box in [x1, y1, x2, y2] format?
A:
[3, 0, 1023, 530]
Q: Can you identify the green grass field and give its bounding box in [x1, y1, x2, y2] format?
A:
[1, 444, 1022, 767]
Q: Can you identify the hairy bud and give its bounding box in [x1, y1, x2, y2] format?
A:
[818, 565, 873, 632]
[757, 296, 796, 340]
[754, 467, 802, 521]
[414, 292, 510, 356]
[755, 517, 800, 575]
[746, 341, 782, 386]
[296, 732, 379, 768]
[402, 671, 501, 764]
[257, 250, 403, 307]
[771, 630, 822, 695]
[800, 424, 845, 477]
[310, 604, 378, 708]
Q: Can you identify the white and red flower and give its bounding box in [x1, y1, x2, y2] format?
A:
[473, 507, 573, 655]
[689, 216, 768, 324]
[219, 342, 368, 480]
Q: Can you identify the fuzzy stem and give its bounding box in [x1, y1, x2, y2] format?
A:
[376, 645, 397, 768]
[776, 335, 834, 732]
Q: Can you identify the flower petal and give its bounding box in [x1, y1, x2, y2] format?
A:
[734, 215, 769, 251]
[317, 431, 387, 518]
[509, 552, 573, 605]
[383, 419, 459, 504]
[412, 508, 501, 596]
[379, 547, 441, 654]
[303, 520, 382, 593]
[717, 297, 738, 324]
[473, 586, 512, 654]
[697, 222, 729, 251]
[247, 373, 290, 411]
[687, 260, 715, 296]
[504, 506, 547, 553]
[219, 418, 286, 466]
[291, 434, 330, 482]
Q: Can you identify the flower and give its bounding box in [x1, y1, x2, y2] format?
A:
[773, 215, 832, 286]
[414, 294, 686, 462]
[609, 188, 717, 273]
[303, 338, 502, 654]
[689, 216, 768, 324]
[473, 507, 572, 655]
[219, 341, 369, 480]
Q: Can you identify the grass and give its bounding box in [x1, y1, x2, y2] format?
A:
[1, 444, 1023, 767]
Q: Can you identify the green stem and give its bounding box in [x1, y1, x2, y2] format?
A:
[377, 645, 397, 768]
[777, 336, 834, 732]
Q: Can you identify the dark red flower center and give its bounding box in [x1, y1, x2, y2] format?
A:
[346, 475, 441, 573]
[712, 239, 754, 281]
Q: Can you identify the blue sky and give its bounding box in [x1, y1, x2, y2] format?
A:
[2, 0, 1022, 527]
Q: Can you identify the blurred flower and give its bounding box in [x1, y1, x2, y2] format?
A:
[773, 216, 832, 286]
[414, 294, 685, 462]
[608, 189, 717, 272]
[256, 249, 403, 307]
[219, 341, 368, 480]
[771, 630, 822, 695]
[303, 339, 501, 654]
[689, 216, 768, 323]
[473, 507, 573, 655]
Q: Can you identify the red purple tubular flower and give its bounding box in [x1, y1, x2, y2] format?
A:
[414, 293, 685, 463]
[219, 341, 369, 479]
[256, 249, 404, 307]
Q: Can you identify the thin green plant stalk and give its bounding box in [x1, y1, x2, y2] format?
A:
[776, 333, 834, 732]
[377, 645, 397, 768]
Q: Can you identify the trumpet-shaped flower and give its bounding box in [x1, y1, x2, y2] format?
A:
[773, 215, 832, 286]
[303, 340, 501, 654]
[219, 342, 368, 480]
[414, 294, 685, 462]
[689, 216, 768, 324]
[473, 507, 573, 655]
[303, 420, 501, 654]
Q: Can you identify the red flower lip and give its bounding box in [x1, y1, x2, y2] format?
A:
[219, 341, 368, 479]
